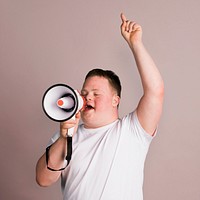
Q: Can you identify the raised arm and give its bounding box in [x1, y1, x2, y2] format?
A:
[120, 13, 164, 136]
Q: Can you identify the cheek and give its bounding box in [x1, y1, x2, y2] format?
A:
[96, 97, 112, 111]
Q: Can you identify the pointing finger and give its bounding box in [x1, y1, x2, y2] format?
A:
[120, 13, 127, 23]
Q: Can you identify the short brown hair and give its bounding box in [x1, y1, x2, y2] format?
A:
[85, 68, 122, 97]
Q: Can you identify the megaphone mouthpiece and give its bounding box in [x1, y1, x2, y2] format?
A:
[57, 95, 75, 111]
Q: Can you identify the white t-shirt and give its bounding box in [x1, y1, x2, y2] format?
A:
[48, 111, 155, 200]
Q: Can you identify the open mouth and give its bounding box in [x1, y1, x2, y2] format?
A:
[85, 104, 94, 111]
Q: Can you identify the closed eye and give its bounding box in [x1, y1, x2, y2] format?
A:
[81, 91, 87, 97]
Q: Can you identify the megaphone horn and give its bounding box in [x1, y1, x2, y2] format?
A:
[42, 84, 85, 136]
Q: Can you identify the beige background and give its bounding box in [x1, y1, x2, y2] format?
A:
[1, 0, 200, 199]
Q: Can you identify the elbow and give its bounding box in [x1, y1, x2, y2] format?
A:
[35, 168, 56, 187]
[36, 175, 50, 187]
[145, 80, 164, 98]
[156, 80, 164, 98]
[36, 176, 56, 187]
[35, 157, 61, 187]
[36, 179, 45, 187]
[154, 83, 164, 103]
[35, 155, 57, 187]
[35, 170, 60, 187]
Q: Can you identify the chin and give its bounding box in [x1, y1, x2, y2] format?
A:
[81, 117, 99, 129]
[81, 115, 92, 126]
[83, 121, 95, 129]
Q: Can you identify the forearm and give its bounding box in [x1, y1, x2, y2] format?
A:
[130, 41, 164, 96]
[120, 13, 163, 95]
[36, 136, 67, 186]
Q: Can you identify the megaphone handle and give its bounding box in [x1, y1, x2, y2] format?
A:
[67, 115, 75, 137]
[66, 116, 75, 165]
[68, 127, 74, 137]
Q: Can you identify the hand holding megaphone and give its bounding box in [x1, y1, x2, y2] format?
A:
[60, 112, 80, 138]
[42, 84, 86, 137]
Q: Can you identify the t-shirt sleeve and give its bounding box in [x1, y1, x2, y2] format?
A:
[47, 131, 60, 147]
[123, 110, 157, 147]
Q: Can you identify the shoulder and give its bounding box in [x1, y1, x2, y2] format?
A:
[47, 131, 60, 146]
[120, 111, 155, 145]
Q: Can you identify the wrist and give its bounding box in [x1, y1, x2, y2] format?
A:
[46, 144, 68, 171]
[59, 133, 68, 143]
[60, 128, 69, 139]
[129, 40, 144, 51]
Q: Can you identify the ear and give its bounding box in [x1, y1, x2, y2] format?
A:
[112, 95, 120, 107]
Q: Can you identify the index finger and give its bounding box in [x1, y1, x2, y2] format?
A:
[120, 13, 127, 23]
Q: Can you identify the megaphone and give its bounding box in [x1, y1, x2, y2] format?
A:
[42, 83, 85, 136]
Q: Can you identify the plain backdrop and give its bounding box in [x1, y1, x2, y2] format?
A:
[0, 0, 200, 199]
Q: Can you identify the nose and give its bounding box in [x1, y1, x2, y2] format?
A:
[85, 93, 93, 101]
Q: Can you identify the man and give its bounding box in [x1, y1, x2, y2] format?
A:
[36, 13, 164, 200]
